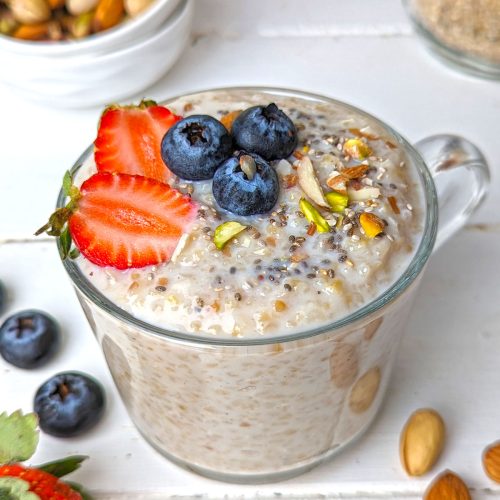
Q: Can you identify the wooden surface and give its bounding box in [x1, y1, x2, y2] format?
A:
[1, 1, 499, 497]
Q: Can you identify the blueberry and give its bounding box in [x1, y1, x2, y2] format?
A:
[161, 115, 233, 180]
[232, 103, 297, 161]
[212, 152, 279, 216]
[0, 280, 5, 315]
[34, 371, 105, 438]
[0, 310, 60, 369]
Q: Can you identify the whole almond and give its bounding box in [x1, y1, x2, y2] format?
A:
[483, 441, 500, 483]
[400, 408, 445, 476]
[424, 470, 471, 500]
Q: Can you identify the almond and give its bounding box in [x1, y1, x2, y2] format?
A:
[13, 21, 49, 39]
[400, 408, 445, 476]
[94, 0, 123, 31]
[326, 172, 348, 195]
[483, 441, 500, 483]
[296, 156, 328, 208]
[347, 186, 380, 202]
[341, 165, 369, 179]
[364, 316, 383, 341]
[424, 470, 471, 500]
[359, 212, 385, 238]
[220, 110, 242, 132]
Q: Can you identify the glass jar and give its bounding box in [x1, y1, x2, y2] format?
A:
[404, 0, 500, 78]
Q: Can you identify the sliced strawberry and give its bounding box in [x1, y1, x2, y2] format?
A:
[68, 172, 197, 269]
[94, 100, 181, 183]
[0, 463, 82, 500]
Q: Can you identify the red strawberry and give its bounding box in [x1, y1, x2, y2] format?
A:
[94, 100, 181, 183]
[0, 463, 82, 500]
[68, 172, 197, 269]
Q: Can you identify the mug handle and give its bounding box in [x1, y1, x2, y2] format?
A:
[414, 134, 490, 250]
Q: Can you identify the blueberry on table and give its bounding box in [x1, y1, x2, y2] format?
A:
[0, 280, 5, 315]
[0, 310, 60, 369]
[34, 372, 105, 438]
[161, 114, 233, 180]
[232, 103, 298, 161]
[212, 152, 279, 216]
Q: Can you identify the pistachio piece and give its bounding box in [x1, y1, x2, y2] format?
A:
[214, 221, 247, 250]
[123, 0, 150, 16]
[359, 212, 384, 238]
[70, 11, 92, 37]
[346, 186, 380, 201]
[66, 0, 98, 16]
[0, 11, 19, 35]
[400, 408, 445, 477]
[343, 138, 372, 160]
[325, 191, 349, 213]
[10, 0, 50, 25]
[296, 156, 329, 208]
[299, 198, 330, 233]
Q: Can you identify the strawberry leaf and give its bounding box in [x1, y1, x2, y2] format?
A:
[36, 455, 88, 478]
[0, 411, 39, 464]
[62, 171, 73, 197]
[65, 481, 94, 500]
[59, 227, 72, 260]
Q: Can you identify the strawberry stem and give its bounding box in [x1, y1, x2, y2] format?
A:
[35, 171, 81, 261]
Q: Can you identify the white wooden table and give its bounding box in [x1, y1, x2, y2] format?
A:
[1, 1, 499, 498]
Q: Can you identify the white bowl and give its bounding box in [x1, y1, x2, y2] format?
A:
[0, 0, 182, 56]
[0, 0, 192, 107]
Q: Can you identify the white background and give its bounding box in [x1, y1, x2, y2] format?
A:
[1, 1, 499, 498]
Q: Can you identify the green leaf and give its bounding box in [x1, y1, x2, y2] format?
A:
[0, 478, 40, 500]
[37, 455, 88, 478]
[64, 481, 94, 500]
[69, 248, 80, 260]
[59, 227, 72, 260]
[0, 411, 39, 464]
[62, 171, 73, 197]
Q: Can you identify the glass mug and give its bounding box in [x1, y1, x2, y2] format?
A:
[57, 88, 489, 483]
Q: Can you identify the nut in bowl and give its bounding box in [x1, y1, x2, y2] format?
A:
[41, 88, 489, 483]
[0, 0, 191, 107]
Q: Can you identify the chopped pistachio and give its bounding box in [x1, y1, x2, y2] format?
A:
[299, 198, 330, 233]
[214, 221, 248, 250]
[325, 191, 349, 213]
[343, 138, 372, 160]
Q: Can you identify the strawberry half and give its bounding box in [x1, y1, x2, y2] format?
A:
[94, 100, 181, 183]
[0, 464, 82, 500]
[68, 172, 198, 269]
